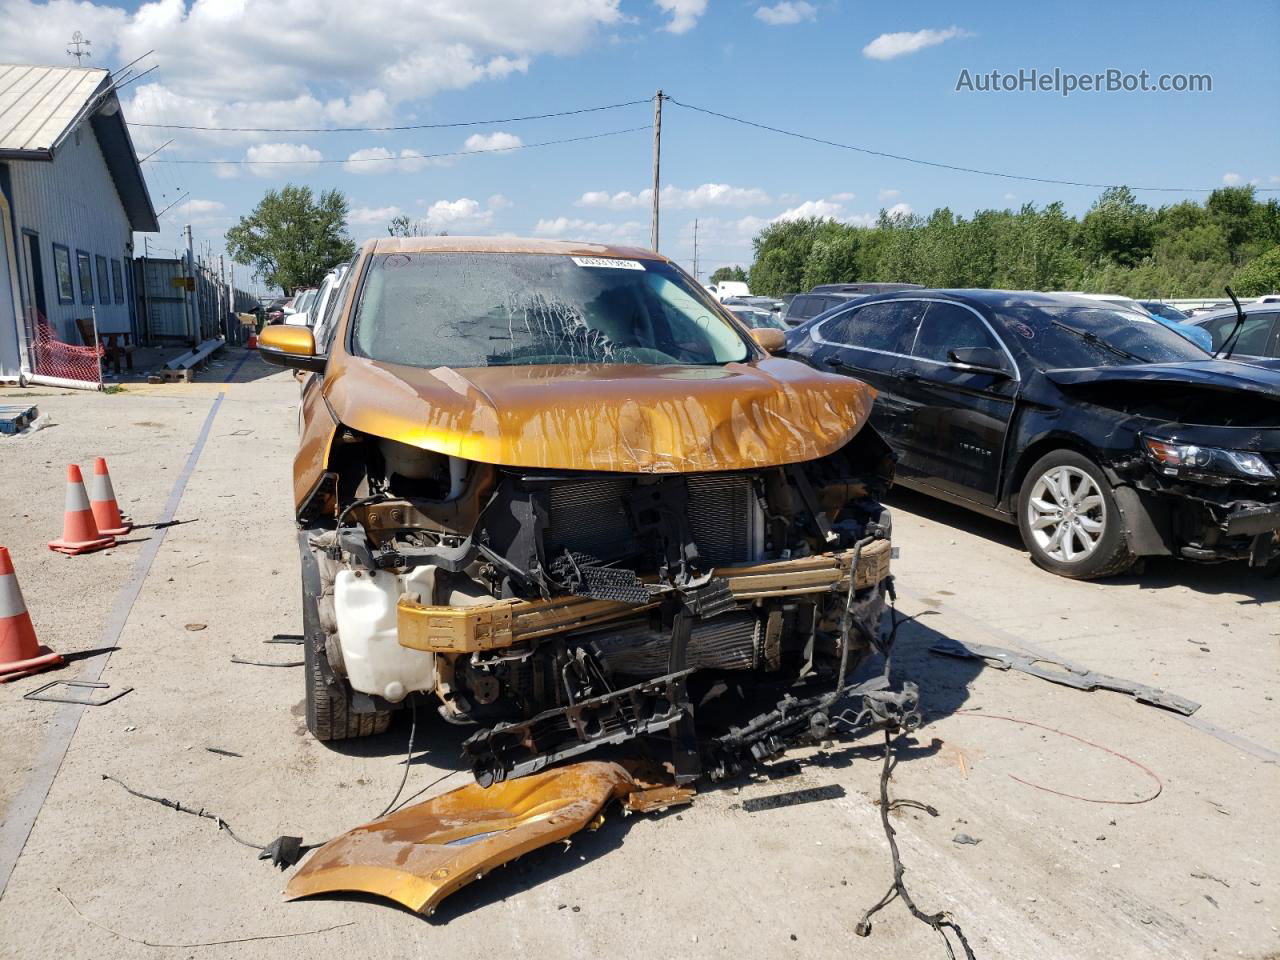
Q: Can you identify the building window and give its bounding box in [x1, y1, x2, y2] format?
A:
[76, 251, 94, 304]
[53, 244, 74, 304]
[96, 255, 110, 306]
[111, 259, 125, 304]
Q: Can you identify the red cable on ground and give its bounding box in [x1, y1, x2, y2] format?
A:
[953, 711, 1163, 805]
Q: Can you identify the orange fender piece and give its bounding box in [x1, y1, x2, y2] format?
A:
[285, 761, 688, 915]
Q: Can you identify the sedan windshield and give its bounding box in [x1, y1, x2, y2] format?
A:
[996, 304, 1210, 367]
[352, 252, 752, 368]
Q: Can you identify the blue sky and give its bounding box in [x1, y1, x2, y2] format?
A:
[3, 0, 1277, 291]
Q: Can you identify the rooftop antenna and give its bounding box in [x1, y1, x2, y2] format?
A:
[66, 31, 92, 66]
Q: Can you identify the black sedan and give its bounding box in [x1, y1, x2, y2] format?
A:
[784, 290, 1280, 579]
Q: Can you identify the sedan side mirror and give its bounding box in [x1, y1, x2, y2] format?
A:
[259, 324, 327, 373]
[750, 327, 786, 353]
[947, 346, 1010, 379]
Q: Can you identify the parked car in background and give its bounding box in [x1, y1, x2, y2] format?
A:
[264, 297, 289, 324]
[285, 287, 319, 326]
[725, 303, 788, 331]
[1138, 300, 1191, 323]
[782, 283, 922, 326]
[1054, 291, 1213, 352]
[785, 289, 1280, 579]
[1188, 304, 1280, 360]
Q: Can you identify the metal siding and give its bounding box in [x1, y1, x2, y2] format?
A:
[7, 121, 133, 339]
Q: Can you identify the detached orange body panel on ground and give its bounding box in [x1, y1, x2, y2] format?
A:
[285, 761, 688, 915]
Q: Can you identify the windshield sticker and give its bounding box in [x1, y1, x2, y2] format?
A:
[1009, 321, 1035, 339]
[571, 256, 646, 270]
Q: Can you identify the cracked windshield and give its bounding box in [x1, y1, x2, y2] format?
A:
[353, 253, 751, 367]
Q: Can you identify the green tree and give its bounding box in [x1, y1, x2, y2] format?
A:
[709, 265, 747, 284]
[226, 185, 356, 294]
[1231, 245, 1280, 296]
[801, 221, 860, 288]
[749, 218, 826, 296]
[1079, 186, 1154, 267]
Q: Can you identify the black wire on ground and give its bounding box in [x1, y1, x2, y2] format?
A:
[856, 729, 978, 960]
[101, 697, 442, 868]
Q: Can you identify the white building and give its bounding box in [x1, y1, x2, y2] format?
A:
[0, 64, 157, 382]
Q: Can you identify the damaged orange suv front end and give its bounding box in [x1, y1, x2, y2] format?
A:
[259, 237, 907, 788]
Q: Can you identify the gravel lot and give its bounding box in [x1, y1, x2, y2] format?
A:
[1, 349, 1277, 959]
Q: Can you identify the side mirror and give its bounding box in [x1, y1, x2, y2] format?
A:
[259, 324, 326, 372]
[750, 327, 786, 353]
[947, 346, 1010, 379]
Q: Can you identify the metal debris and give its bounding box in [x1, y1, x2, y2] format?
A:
[24, 680, 132, 706]
[741, 784, 846, 813]
[930, 639, 1200, 715]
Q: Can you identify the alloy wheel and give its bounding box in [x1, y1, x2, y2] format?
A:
[1026, 465, 1106, 563]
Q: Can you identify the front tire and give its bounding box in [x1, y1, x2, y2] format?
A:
[1017, 450, 1135, 580]
[300, 539, 390, 741]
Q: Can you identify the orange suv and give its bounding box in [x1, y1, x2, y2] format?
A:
[259, 237, 897, 784]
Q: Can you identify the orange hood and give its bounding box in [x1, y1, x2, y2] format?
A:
[325, 356, 876, 473]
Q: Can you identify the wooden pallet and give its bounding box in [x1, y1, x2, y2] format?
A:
[0, 404, 37, 435]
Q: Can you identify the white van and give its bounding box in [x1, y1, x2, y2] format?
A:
[707, 280, 751, 302]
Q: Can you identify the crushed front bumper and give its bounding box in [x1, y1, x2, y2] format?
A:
[396, 540, 895, 654]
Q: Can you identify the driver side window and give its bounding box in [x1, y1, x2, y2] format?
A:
[911, 302, 1002, 364]
[823, 300, 927, 354]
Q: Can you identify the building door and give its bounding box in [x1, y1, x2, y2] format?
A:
[0, 196, 23, 379]
[22, 231, 46, 322]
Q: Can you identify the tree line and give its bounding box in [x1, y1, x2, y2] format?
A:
[738, 186, 1280, 299]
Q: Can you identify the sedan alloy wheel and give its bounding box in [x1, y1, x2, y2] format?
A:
[1026, 465, 1106, 563]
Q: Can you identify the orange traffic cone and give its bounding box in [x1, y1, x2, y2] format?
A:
[49, 464, 116, 555]
[0, 547, 63, 682]
[88, 457, 132, 536]
[246, 331, 257, 349]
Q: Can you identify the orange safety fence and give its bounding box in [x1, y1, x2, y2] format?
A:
[29, 313, 102, 386]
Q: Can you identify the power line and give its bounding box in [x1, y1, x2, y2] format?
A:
[664, 96, 1277, 194]
[147, 125, 650, 166]
[129, 97, 651, 133]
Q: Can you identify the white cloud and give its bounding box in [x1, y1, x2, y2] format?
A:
[344, 146, 441, 174]
[862, 26, 968, 60]
[245, 143, 323, 177]
[576, 183, 771, 210]
[654, 0, 707, 34]
[878, 188, 900, 202]
[463, 131, 524, 152]
[424, 198, 489, 229]
[533, 217, 646, 243]
[754, 2, 816, 26]
[183, 198, 225, 215]
[1221, 172, 1260, 187]
[0, 0, 624, 152]
[775, 199, 845, 221]
[830, 192, 856, 202]
[1003, 192, 1017, 201]
[348, 204, 405, 228]
[160, 197, 226, 223]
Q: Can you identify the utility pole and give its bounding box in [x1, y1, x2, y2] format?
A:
[692, 219, 699, 281]
[650, 89, 663, 252]
[184, 224, 197, 346]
